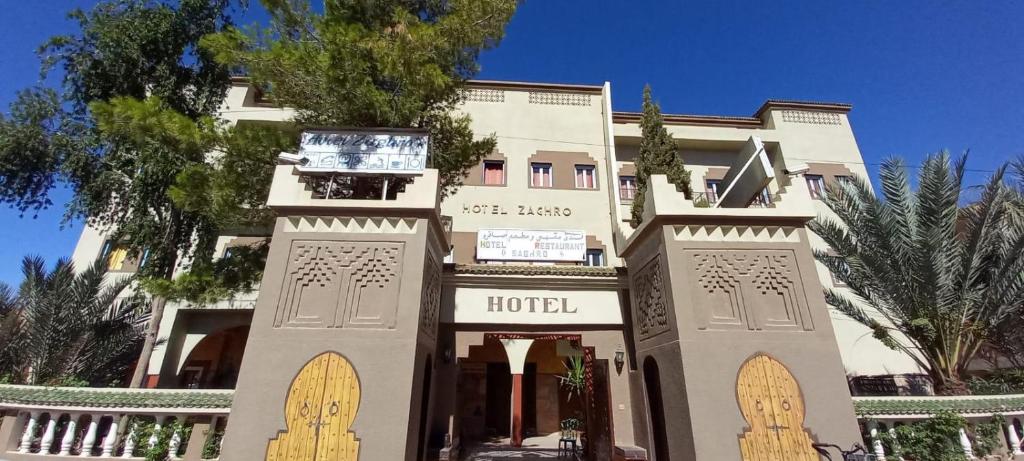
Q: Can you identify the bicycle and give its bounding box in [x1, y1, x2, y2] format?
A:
[811, 442, 877, 461]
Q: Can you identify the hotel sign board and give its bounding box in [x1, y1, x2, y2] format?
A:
[476, 229, 586, 262]
[296, 129, 429, 174]
[449, 287, 623, 325]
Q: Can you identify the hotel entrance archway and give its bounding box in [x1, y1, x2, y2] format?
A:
[455, 333, 612, 458]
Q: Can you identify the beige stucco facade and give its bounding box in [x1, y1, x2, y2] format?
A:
[66, 78, 923, 460]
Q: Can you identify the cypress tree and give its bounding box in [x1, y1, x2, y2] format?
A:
[630, 85, 692, 227]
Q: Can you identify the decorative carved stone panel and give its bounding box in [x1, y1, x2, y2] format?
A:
[630, 257, 671, 340]
[688, 250, 814, 332]
[275, 241, 404, 329]
[419, 250, 443, 339]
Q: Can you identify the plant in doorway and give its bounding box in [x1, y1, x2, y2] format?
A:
[558, 354, 586, 401]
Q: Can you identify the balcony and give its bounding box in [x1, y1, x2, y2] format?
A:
[0, 385, 230, 460]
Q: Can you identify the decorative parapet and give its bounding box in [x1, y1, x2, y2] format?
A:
[853, 394, 1024, 419]
[266, 165, 443, 213]
[852, 395, 1024, 458]
[620, 173, 817, 256]
[0, 384, 232, 414]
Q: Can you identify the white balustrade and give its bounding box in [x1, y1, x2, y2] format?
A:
[0, 385, 230, 458]
[40, 414, 58, 454]
[149, 415, 167, 448]
[58, 413, 78, 455]
[18, 410, 40, 453]
[869, 422, 887, 461]
[167, 415, 185, 457]
[1007, 419, 1024, 456]
[79, 414, 99, 457]
[101, 416, 121, 457]
[958, 427, 975, 459]
[121, 420, 137, 458]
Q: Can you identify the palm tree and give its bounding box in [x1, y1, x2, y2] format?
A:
[810, 152, 1024, 395]
[0, 255, 149, 386]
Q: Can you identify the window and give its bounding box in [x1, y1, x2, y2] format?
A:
[584, 249, 604, 267]
[531, 163, 553, 188]
[483, 161, 505, 185]
[805, 174, 826, 199]
[619, 176, 636, 200]
[102, 241, 133, 272]
[575, 165, 597, 189]
[705, 180, 722, 203]
[750, 187, 773, 208]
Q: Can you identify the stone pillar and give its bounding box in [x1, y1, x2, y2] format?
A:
[500, 339, 534, 447]
[621, 174, 862, 460]
[182, 417, 213, 461]
[18, 411, 40, 453]
[220, 167, 448, 461]
[868, 423, 886, 461]
[101, 416, 120, 457]
[58, 413, 78, 455]
[959, 427, 975, 459]
[121, 420, 137, 458]
[148, 415, 166, 449]
[1007, 419, 1023, 455]
[40, 414, 58, 454]
[79, 414, 100, 457]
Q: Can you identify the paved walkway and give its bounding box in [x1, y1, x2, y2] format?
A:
[462, 434, 580, 460]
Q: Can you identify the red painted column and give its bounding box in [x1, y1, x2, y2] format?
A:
[511, 373, 524, 447]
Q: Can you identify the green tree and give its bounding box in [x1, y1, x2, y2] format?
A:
[200, 0, 517, 197]
[810, 153, 1024, 395]
[0, 256, 148, 386]
[0, 0, 241, 387]
[630, 85, 691, 227]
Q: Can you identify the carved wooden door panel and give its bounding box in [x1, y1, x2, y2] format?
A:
[267, 352, 361, 461]
[737, 354, 817, 461]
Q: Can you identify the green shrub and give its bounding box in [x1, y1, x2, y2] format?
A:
[878, 411, 968, 461]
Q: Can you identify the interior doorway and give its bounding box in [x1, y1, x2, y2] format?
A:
[644, 356, 670, 461]
[485, 362, 511, 437]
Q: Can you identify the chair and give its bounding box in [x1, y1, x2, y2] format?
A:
[557, 421, 578, 459]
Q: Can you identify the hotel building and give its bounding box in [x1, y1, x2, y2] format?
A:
[1, 78, 968, 461]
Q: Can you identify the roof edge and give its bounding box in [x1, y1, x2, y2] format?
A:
[466, 79, 604, 94]
[753, 99, 853, 118]
[612, 111, 763, 128]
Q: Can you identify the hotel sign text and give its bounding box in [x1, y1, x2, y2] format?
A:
[296, 129, 428, 174]
[477, 229, 586, 262]
[462, 203, 573, 217]
[447, 288, 623, 325]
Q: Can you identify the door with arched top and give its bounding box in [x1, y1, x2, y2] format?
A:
[266, 352, 361, 461]
[736, 354, 816, 461]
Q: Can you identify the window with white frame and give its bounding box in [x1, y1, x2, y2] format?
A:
[575, 165, 597, 189]
[619, 176, 636, 200]
[531, 163, 553, 188]
[584, 249, 604, 267]
[805, 174, 826, 199]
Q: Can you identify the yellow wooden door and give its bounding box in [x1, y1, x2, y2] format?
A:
[267, 352, 361, 461]
[737, 354, 817, 461]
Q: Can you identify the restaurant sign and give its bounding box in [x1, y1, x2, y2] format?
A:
[296, 129, 429, 174]
[476, 229, 586, 262]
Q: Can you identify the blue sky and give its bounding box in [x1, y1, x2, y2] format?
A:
[1, 0, 1022, 285]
